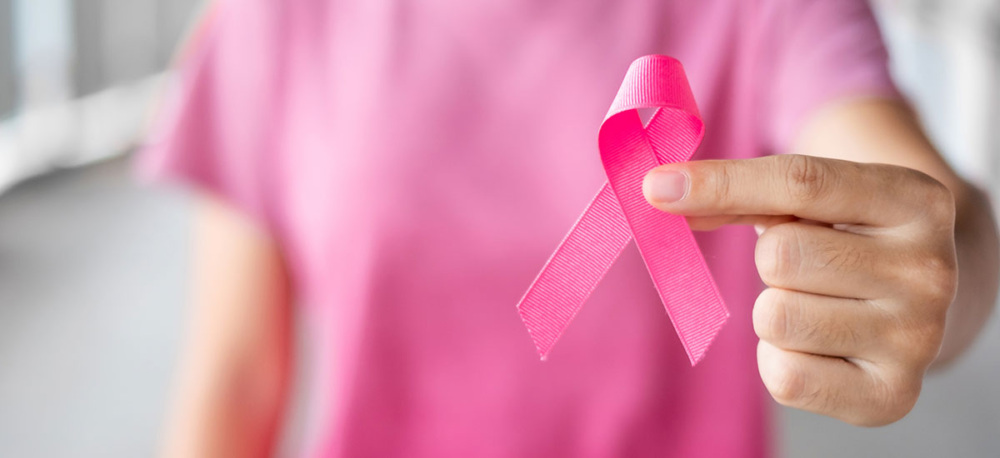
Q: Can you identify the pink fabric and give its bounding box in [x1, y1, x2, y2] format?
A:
[518, 56, 728, 364]
[137, 0, 899, 456]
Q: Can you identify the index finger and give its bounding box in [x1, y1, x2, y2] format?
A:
[642, 154, 943, 227]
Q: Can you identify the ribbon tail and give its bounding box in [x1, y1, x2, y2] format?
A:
[516, 183, 632, 359]
[640, 215, 730, 365]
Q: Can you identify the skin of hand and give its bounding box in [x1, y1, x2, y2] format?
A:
[642, 99, 999, 427]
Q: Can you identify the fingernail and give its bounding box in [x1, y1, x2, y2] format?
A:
[754, 224, 765, 236]
[645, 170, 688, 203]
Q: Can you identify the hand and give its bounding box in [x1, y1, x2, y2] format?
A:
[643, 154, 958, 426]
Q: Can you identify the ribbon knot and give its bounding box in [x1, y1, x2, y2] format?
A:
[517, 55, 729, 365]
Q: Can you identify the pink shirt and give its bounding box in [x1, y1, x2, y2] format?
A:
[139, 0, 898, 456]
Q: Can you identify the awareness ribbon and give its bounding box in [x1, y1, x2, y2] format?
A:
[517, 55, 729, 365]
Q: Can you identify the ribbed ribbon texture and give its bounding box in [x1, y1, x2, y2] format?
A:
[517, 55, 729, 365]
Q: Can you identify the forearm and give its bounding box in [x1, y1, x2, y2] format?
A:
[162, 197, 294, 458]
[934, 183, 999, 367]
[162, 349, 291, 458]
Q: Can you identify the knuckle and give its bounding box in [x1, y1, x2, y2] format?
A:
[705, 161, 737, 212]
[903, 168, 956, 226]
[762, 357, 808, 406]
[869, 372, 921, 426]
[931, 185, 956, 219]
[901, 250, 958, 306]
[816, 237, 868, 275]
[922, 254, 959, 303]
[826, 308, 865, 350]
[781, 155, 829, 204]
[755, 224, 802, 286]
[912, 329, 945, 365]
[843, 370, 921, 427]
[888, 312, 946, 366]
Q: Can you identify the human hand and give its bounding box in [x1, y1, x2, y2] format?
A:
[643, 154, 958, 426]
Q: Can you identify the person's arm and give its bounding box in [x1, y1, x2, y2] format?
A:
[642, 98, 999, 426]
[161, 196, 293, 457]
[792, 98, 999, 367]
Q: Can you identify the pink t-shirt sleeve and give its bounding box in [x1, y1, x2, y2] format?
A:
[135, 3, 279, 228]
[767, 0, 902, 153]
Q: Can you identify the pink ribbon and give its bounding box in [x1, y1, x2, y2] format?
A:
[517, 55, 729, 365]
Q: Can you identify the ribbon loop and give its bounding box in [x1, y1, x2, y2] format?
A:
[517, 55, 729, 365]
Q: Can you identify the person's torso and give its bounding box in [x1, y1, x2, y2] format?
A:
[243, 1, 774, 455]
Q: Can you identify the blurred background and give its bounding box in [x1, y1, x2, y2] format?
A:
[0, 0, 997, 456]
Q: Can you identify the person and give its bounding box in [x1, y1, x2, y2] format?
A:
[137, 0, 999, 456]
